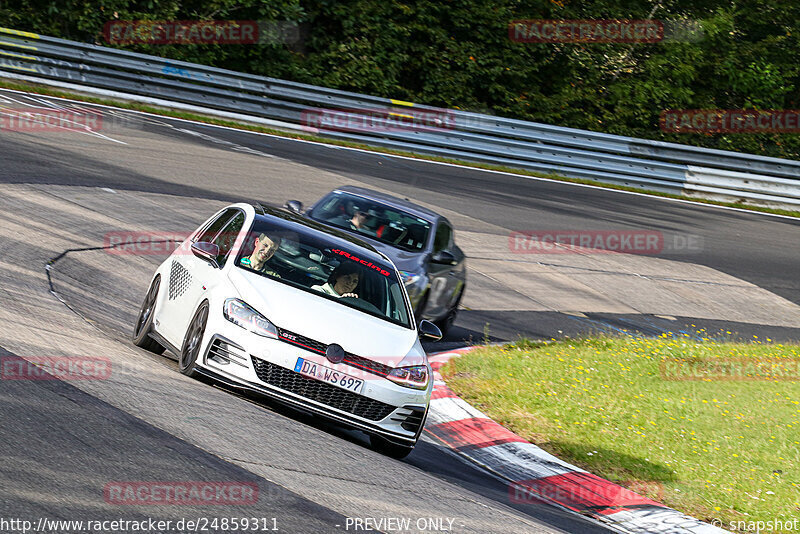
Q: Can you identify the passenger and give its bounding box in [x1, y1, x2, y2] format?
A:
[240, 233, 282, 277]
[312, 262, 360, 298]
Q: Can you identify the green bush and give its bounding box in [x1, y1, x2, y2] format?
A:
[2, 0, 799, 159]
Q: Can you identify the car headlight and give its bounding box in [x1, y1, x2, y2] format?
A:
[386, 365, 430, 390]
[223, 298, 278, 338]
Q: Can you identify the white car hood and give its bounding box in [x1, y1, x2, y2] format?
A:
[228, 268, 425, 367]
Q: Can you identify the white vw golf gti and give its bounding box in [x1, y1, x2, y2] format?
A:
[132, 203, 442, 458]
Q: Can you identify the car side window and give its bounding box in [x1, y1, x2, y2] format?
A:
[197, 208, 237, 244]
[433, 222, 453, 252]
[214, 211, 245, 267]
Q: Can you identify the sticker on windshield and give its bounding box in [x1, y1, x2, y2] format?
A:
[330, 248, 391, 277]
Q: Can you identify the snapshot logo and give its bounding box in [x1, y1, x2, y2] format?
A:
[509, 19, 664, 43]
[661, 109, 800, 134]
[102, 20, 300, 45]
[727, 519, 800, 532]
[1, 356, 111, 381]
[0, 108, 103, 132]
[104, 482, 258, 505]
[660, 358, 800, 381]
[302, 107, 455, 134]
[509, 478, 664, 507]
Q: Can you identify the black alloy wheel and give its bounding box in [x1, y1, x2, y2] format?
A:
[132, 276, 165, 354]
[180, 302, 209, 378]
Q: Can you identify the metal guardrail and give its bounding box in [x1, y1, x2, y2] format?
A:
[2, 26, 799, 209]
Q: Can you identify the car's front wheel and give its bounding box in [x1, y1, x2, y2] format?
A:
[132, 276, 165, 354]
[370, 434, 414, 459]
[180, 301, 208, 378]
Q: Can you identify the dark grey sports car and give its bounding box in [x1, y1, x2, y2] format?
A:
[285, 186, 466, 337]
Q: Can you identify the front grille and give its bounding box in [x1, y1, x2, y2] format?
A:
[251, 357, 396, 421]
[277, 328, 394, 377]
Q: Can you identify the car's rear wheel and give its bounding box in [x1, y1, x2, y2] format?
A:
[180, 301, 208, 378]
[132, 276, 165, 354]
[370, 434, 414, 459]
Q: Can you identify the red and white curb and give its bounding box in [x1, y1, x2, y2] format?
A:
[424, 348, 729, 534]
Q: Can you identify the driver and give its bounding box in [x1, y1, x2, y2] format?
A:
[312, 262, 360, 298]
[240, 233, 282, 277]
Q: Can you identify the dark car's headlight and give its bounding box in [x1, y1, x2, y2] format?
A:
[400, 270, 422, 286]
[387, 365, 430, 390]
[400, 270, 425, 297]
[223, 299, 278, 338]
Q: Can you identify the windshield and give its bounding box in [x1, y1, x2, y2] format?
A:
[236, 218, 412, 328]
[309, 192, 432, 252]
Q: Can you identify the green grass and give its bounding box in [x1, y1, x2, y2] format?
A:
[441, 334, 800, 529]
[1, 77, 799, 219]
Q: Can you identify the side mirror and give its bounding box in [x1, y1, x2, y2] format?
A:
[285, 200, 304, 214]
[418, 320, 443, 341]
[430, 250, 456, 265]
[191, 241, 220, 268]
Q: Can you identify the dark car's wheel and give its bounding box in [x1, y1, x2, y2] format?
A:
[180, 301, 208, 378]
[434, 288, 463, 339]
[414, 290, 430, 325]
[132, 276, 165, 354]
[370, 434, 414, 459]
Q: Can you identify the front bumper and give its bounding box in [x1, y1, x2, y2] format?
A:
[196, 319, 431, 445]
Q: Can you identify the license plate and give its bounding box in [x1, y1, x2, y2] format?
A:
[294, 358, 364, 394]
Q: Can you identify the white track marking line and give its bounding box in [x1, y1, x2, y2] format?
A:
[0, 102, 127, 145]
[0, 86, 797, 221]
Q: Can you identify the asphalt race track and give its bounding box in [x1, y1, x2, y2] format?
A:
[1, 88, 799, 534]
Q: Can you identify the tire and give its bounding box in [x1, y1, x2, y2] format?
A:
[180, 301, 208, 378]
[414, 290, 430, 325]
[369, 434, 414, 459]
[434, 308, 457, 339]
[434, 289, 463, 339]
[132, 276, 165, 354]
